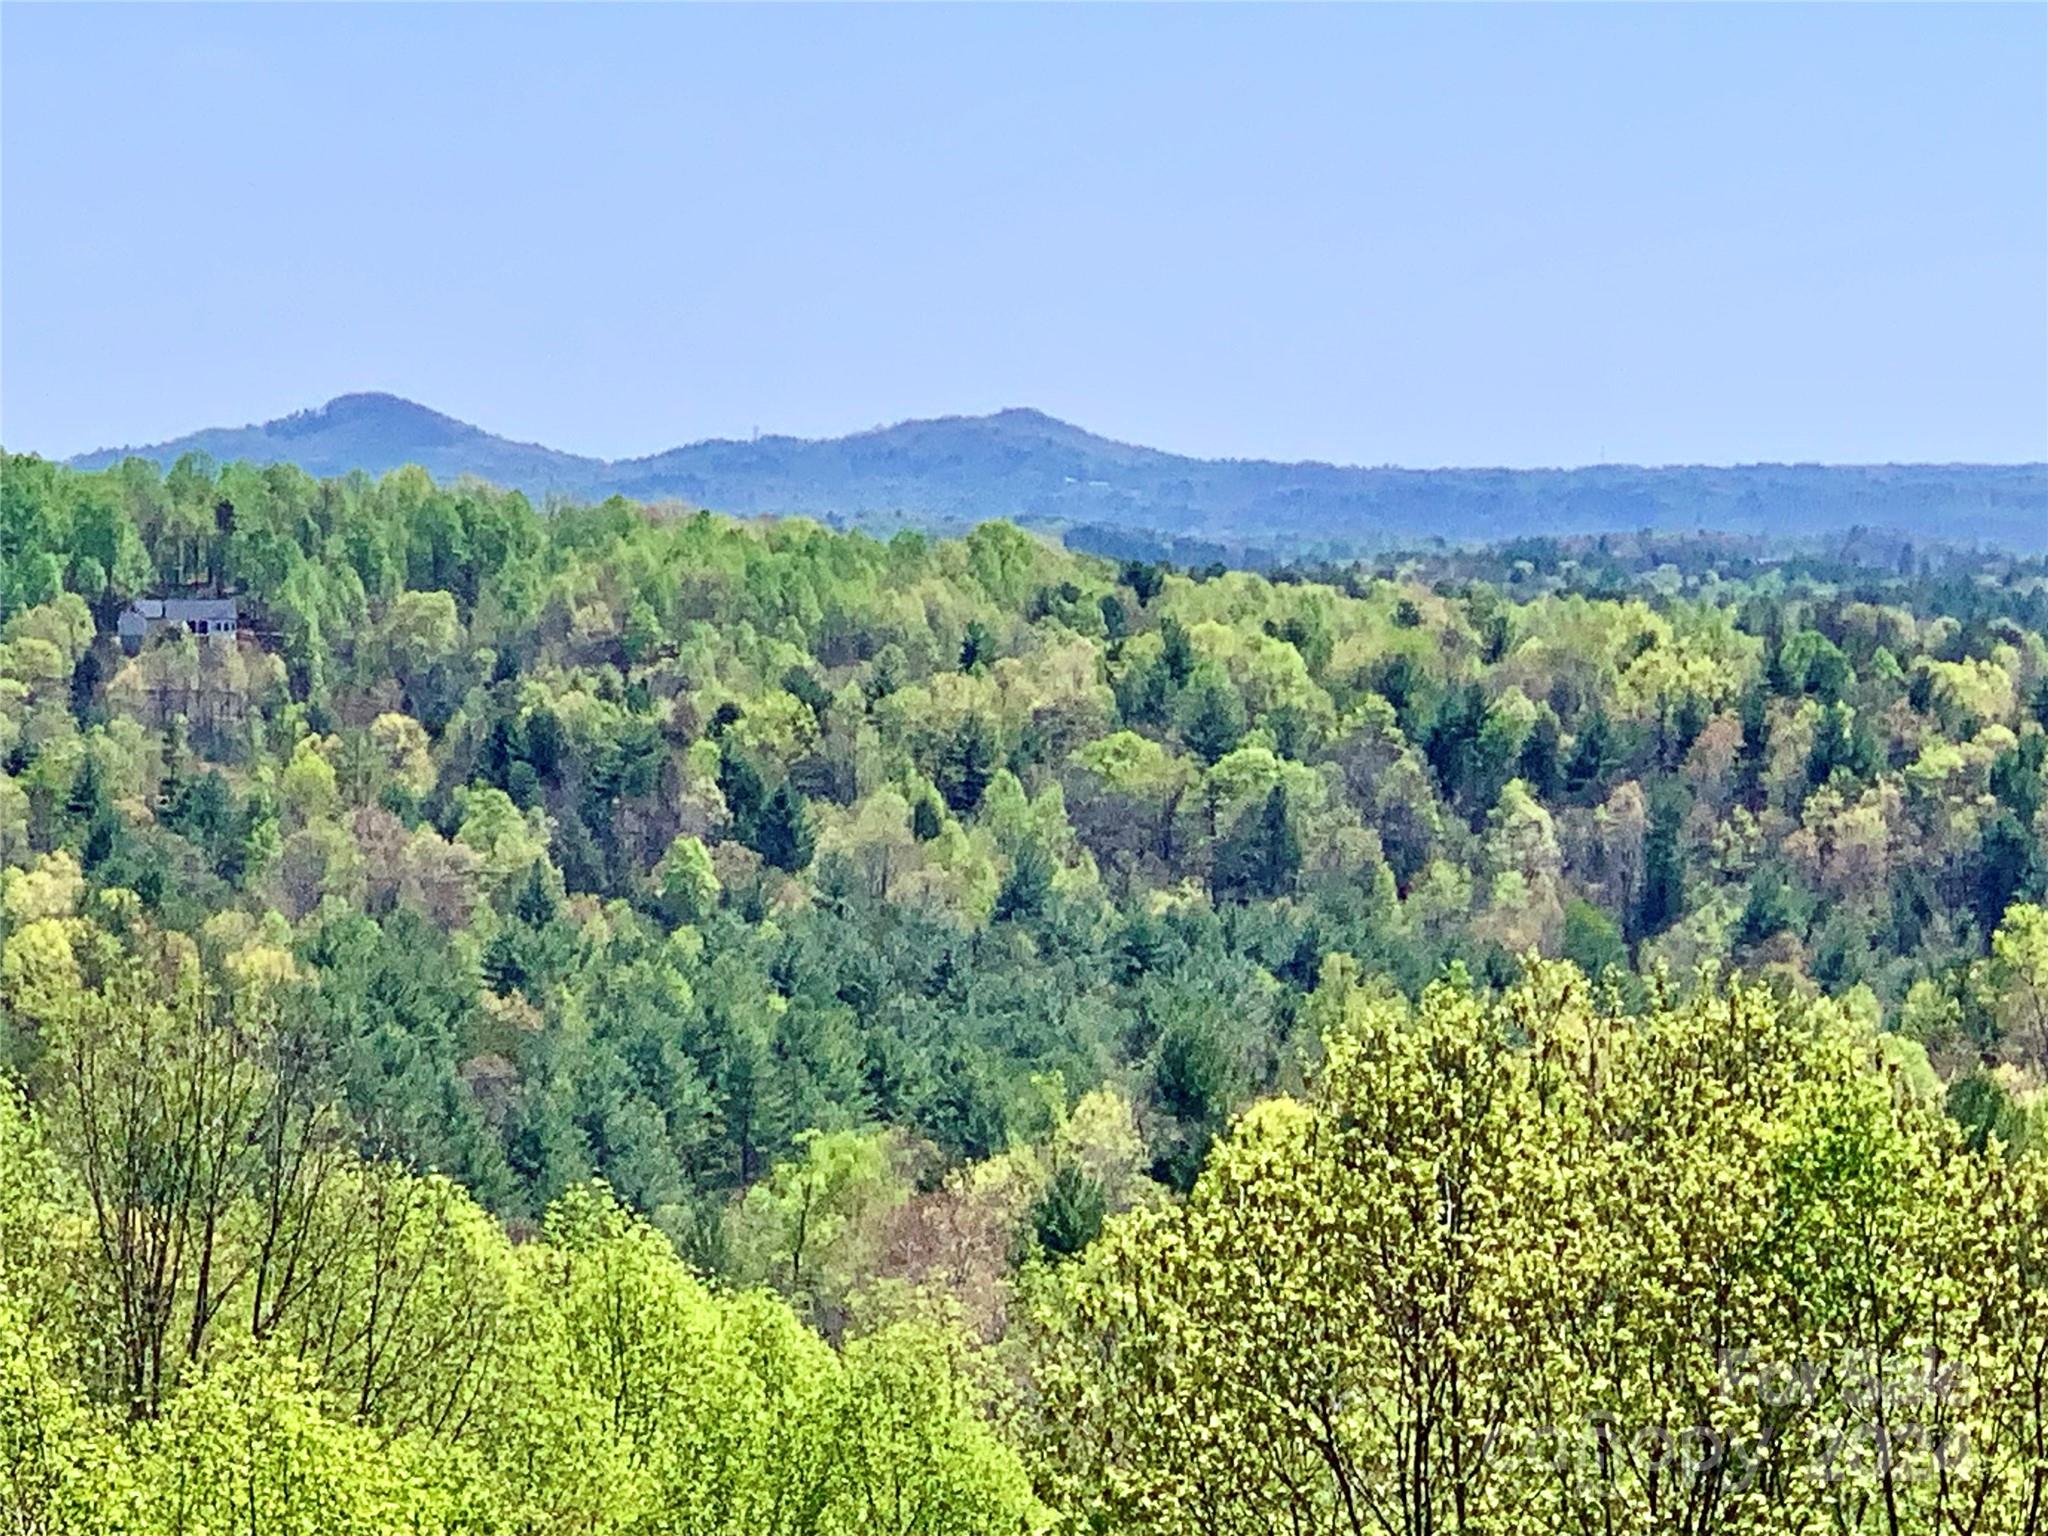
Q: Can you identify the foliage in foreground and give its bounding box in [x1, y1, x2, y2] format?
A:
[1032, 960, 2048, 1534]
[0, 1057, 1040, 1534]
[5, 938, 2045, 1531]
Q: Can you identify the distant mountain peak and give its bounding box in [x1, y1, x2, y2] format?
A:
[320, 390, 444, 417]
[843, 405, 1087, 440]
[266, 391, 464, 436]
[942, 406, 1136, 453]
[60, 394, 2048, 553]
[255, 391, 480, 448]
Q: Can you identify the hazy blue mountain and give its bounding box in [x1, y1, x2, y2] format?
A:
[66, 393, 2048, 553]
[70, 393, 608, 496]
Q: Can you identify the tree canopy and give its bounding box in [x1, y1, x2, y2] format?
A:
[2, 449, 2045, 1528]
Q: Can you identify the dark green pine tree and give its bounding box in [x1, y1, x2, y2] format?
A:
[1115, 658, 1172, 727]
[1158, 615, 1196, 685]
[958, 620, 996, 674]
[938, 714, 998, 814]
[1179, 676, 1246, 767]
[754, 782, 815, 873]
[80, 812, 121, 872]
[993, 838, 1055, 922]
[1120, 560, 1166, 608]
[1564, 709, 1613, 800]
[1215, 786, 1301, 902]
[1989, 733, 2046, 827]
[718, 748, 768, 842]
[1098, 593, 1128, 645]
[1974, 814, 2041, 937]
[1737, 861, 1808, 948]
[1635, 788, 1686, 942]
[1517, 711, 1564, 801]
[1736, 685, 1771, 810]
[781, 666, 832, 727]
[1665, 692, 1709, 768]
[512, 861, 559, 928]
[480, 928, 530, 997]
[1117, 910, 1172, 981]
[523, 707, 565, 783]
[66, 753, 108, 826]
[1030, 1160, 1108, 1259]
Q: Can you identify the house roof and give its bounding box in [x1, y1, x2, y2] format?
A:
[126, 597, 238, 621]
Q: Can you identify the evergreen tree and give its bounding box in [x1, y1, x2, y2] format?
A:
[1990, 732, 2046, 826]
[80, 811, 120, 871]
[1179, 676, 1246, 767]
[958, 620, 995, 674]
[781, 666, 832, 726]
[1736, 684, 1771, 810]
[1805, 701, 1875, 790]
[1115, 658, 1172, 727]
[512, 861, 559, 928]
[66, 753, 108, 827]
[1516, 711, 1564, 801]
[1636, 786, 1686, 941]
[1664, 692, 1708, 767]
[1121, 560, 1166, 608]
[1214, 787, 1300, 902]
[754, 782, 815, 873]
[993, 838, 1055, 922]
[937, 715, 998, 814]
[1737, 860, 1808, 947]
[1564, 709, 1613, 800]
[1158, 615, 1195, 686]
[1098, 593, 1129, 644]
[1974, 814, 2040, 937]
[1031, 1161, 1109, 1259]
[719, 749, 768, 840]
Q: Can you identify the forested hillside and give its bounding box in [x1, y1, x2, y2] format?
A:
[3, 448, 2046, 1531]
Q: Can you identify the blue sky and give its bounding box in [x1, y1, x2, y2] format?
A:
[3, 3, 2043, 467]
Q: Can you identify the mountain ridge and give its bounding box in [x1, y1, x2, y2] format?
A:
[62, 393, 2048, 554]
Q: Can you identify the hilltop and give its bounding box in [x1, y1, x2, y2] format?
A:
[68, 393, 2048, 554]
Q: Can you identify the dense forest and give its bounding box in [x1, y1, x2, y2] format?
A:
[2, 448, 2045, 1531]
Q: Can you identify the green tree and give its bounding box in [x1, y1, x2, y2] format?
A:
[753, 781, 814, 873]
[1178, 675, 1246, 766]
[958, 619, 996, 674]
[994, 836, 1056, 923]
[1560, 897, 1628, 979]
[1634, 783, 1686, 940]
[937, 714, 998, 814]
[1212, 786, 1299, 903]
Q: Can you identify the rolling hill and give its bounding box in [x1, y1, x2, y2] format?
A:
[65, 392, 2048, 555]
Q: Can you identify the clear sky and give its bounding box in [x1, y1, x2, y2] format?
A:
[3, 3, 2043, 468]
